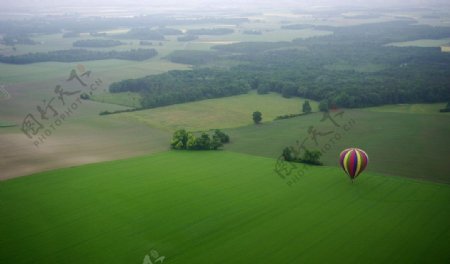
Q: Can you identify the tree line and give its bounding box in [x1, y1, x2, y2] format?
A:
[0, 48, 158, 64]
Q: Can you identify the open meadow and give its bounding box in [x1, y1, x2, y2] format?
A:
[113, 91, 318, 131]
[223, 109, 450, 183]
[1, 151, 449, 263]
[1, 4, 450, 264]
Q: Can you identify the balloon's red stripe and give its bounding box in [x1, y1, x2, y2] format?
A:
[348, 150, 356, 178]
[360, 151, 368, 172]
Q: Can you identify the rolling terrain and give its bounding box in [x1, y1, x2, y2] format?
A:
[1, 151, 449, 263]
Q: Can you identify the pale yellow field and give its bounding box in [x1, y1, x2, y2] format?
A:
[114, 91, 318, 132]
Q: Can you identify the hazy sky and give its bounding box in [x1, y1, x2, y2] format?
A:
[1, 0, 449, 15]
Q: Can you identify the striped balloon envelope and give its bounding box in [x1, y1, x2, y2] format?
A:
[339, 148, 369, 182]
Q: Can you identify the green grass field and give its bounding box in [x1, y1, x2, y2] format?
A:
[1, 10, 450, 264]
[386, 38, 450, 48]
[224, 109, 450, 183]
[114, 91, 318, 131]
[90, 91, 142, 108]
[364, 103, 449, 114]
[0, 59, 190, 85]
[1, 151, 449, 264]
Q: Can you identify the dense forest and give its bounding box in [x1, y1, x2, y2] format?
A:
[165, 50, 220, 65]
[110, 68, 251, 108]
[109, 21, 450, 109]
[73, 39, 124, 47]
[0, 49, 158, 64]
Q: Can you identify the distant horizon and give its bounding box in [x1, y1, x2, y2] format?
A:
[1, 0, 449, 17]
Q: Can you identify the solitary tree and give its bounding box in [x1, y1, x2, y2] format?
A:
[302, 100, 312, 113]
[253, 111, 262, 124]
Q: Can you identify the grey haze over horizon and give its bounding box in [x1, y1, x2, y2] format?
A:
[2, 0, 450, 15]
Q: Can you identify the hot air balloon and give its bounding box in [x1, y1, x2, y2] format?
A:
[339, 148, 369, 182]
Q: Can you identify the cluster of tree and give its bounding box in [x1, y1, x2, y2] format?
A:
[177, 35, 199, 42]
[73, 39, 124, 47]
[171, 129, 230, 150]
[165, 50, 220, 65]
[282, 147, 323, 166]
[109, 68, 251, 109]
[0, 48, 158, 64]
[1, 34, 37, 45]
[186, 28, 234, 35]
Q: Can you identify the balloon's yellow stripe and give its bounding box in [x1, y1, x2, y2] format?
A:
[343, 150, 352, 176]
[355, 150, 362, 177]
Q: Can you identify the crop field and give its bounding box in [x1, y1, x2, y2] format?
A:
[364, 103, 449, 114]
[114, 91, 318, 131]
[387, 38, 450, 48]
[0, 13, 323, 179]
[1, 151, 449, 263]
[224, 109, 450, 183]
[90, 91, 142, 108]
